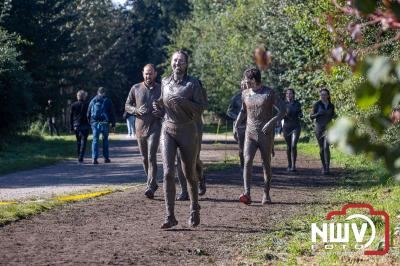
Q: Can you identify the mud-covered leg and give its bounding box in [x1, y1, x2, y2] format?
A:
[147, 130, 160, 193]
[197, 127, 206, 196]
[241, 136, 257, 204]
[176, 152, 189, 201]
[259, 136, 273, 204]
[179, 135, 200, 227]
[238, 130, 246, 170]
[160, 131, 178, 229]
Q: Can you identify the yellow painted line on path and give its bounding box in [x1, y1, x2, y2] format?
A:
[53, 190, 114, 202]
[0, 202, 17, 206]
[53, 184, 144, 202]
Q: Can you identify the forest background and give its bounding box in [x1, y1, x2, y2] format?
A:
[1, 0, 400, 177]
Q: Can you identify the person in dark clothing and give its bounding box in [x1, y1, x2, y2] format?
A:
[70, 90, 90, 163]
[228, 81, 247, 170]
[45, 99, 60, 136]
[310, 88, 336, 175]
[125, 64, 164, 199]
[283, 88, 302, 172]
[87, 87, 116, 164]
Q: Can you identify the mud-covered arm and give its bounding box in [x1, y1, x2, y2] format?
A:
[125, 87, 138, 115]
[234, 101, 246, 130]
[177, 79, 208, 116]
[262, 90, 286, 134]
[152, 90, 165, 118]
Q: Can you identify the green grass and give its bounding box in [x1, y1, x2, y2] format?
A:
[244, 142, 400, 265]
[0, 187, 129, 226]
[203, 122, 234, 135]
[0, 201, 63, 225]
[0, 134, 77, 175]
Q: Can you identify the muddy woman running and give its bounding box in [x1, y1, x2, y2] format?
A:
[154, 51, 208, 229]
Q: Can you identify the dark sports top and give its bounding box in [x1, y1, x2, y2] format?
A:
[227, 91, 246, 130]
[70, 100, 90, 130]
[310, 100, 336, 130]
[283, 100, 302, 128]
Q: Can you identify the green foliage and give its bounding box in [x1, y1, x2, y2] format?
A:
[0, 26, 32, 134]
[329, 57, 400, 179]
[0, 134, 76, 175]
[0, 0, 190, 135]
[166, 0, 338, 133]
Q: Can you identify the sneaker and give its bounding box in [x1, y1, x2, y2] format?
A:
[176, 192, 189, 201]
[78, 158, 83, 164]
[261, 193, 272, 205]
[144, 189, 155, 199]
[198, 177, 206, 196]
[104, 158, 111, 163]
[161, 216, 178, 229]
[92, 159, 99, 165]
[239, 194, 252, 205]
[153, 184, 159, 192]
[188, 210, 200, 227]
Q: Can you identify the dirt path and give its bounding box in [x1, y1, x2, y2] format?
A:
[0, 137, 341, 265]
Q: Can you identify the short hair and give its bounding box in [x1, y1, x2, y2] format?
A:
[97, 87, 106, 95]
[77, 90, 87, 100]
[143, 64, 156, 72]
[172, 50, 189, 64]
[243, 67, 261, 84]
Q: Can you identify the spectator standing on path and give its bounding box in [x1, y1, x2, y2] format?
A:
[310, 88, 336, 175]
[234, 68, 286, 205]
[87, 87, 116, 164]
[45, 99, 60, 136]
[123, 111, 136, 138]
[70, 90, 90, 163]
[153, 50, 208, 229]
[227, 81, 247, 170]
[125, 64, 164, 199]
[282, 88, 302, 172]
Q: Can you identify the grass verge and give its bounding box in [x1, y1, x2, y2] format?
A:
[0, 186, 141, 226]
[243, 142, 400, 265]
[0, 134, 76, 175]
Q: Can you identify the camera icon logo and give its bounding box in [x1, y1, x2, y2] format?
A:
[311, 203, 390, 255]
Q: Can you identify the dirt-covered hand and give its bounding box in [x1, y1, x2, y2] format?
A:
[262, 122, 273, 135]
[137, 105, 148, 115]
